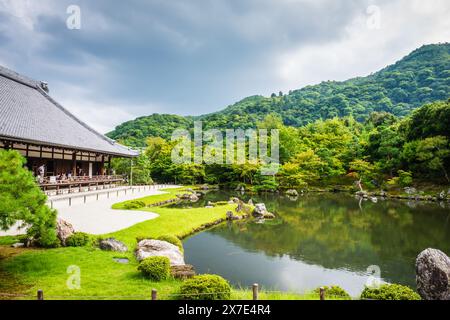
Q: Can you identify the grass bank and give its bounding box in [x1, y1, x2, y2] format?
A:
[0, 187, 320, 300]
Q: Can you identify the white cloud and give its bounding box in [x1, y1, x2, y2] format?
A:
[275, 0, 450, 91]
[50, 82, 163, 134]
[59, 98, 138, 134]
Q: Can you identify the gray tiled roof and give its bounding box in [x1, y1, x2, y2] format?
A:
[0, 65, 138, 157]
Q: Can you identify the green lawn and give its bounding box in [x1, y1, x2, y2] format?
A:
[0, 187, 320, 300]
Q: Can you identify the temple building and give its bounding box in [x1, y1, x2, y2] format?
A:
[0, 65, 138, 193]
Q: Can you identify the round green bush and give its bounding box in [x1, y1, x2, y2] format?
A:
[360, 284, 421, 300]
[137, 256, 171, 281]
[123, 200, 146, 209]
[314, 286, 351, 300]
[179, 274, 231, 300]
[65, 232, 90, 247]
[157, 234, 183, 252]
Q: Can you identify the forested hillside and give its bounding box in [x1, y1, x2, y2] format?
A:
[111, 99, 450, 189]
[107, 43, 450, 147]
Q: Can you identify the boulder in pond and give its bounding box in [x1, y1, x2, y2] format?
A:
[253, 203, 267, 217]
[252, 203, 275, 218]
[355, 191, 368, 198]
[416, 248, 450, 300]
[56, 218, 75, 246]
[136, 239, 185, 266]
[99, 238, 128, 252]
[286, 189, 299, 197]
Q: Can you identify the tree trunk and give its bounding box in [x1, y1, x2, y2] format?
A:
[356, 178, 364, 192]
[442, 165, 450, 183]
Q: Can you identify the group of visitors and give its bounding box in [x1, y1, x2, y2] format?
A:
[35, 164, 86, 184]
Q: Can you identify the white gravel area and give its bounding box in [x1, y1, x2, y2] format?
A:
[0, 185, 181, 236]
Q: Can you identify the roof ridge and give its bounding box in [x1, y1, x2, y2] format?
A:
[0, 65, 40, 89]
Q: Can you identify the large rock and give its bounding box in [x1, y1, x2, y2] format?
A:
[416, 248, 450, 300]
[189, 193, 199, 202]
[99, 238, 128, 252]
[286, 189, 299, 197]
[136, 239, 185, 266]
[253, 203, 268, 216]
[253, 203, 275, 219]
[56, 218, 74, 246]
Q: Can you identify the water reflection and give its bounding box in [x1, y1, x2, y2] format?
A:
[183, 192, 450, 296]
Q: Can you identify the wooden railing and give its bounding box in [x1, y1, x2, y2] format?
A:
[39, 175, 126, 195]
[39, 175, 123, 185]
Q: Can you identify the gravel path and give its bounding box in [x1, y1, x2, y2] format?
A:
[0, 185, 181, 236]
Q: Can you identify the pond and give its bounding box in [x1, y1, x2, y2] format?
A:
[181, 191, 450, 296]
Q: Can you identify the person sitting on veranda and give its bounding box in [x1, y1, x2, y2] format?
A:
[37, 164, 45, 183]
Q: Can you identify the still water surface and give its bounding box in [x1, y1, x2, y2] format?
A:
[181, 192, 450, 296]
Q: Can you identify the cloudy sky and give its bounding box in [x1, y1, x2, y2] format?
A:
[0, 0, 449, 133]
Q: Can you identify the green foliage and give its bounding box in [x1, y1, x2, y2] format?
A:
[314, 286, 351, 300]
[65, 232, 90, 247]
[107, 114, 193, 147]
[0, 150, 58, 247]
[137, 256, 171, 281]
[398, 170, 413, 187]
[213, 201, 229, 206]
[111, 154, 153, 185]
[179, 274, 231, 300]
[123, 200, 146, 209]
[157, 234, 183, 252]
[360, 284, 421, 300]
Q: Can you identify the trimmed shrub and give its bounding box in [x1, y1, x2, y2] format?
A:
[65, 232, 90, 247]
[179, 274, 231, 300]
[138, 256, 171, 281]
[314, 286, 351, 300]
[123, 200, 146, 209]
[360, 284, 421, 300]
[157, 234, 183, 252]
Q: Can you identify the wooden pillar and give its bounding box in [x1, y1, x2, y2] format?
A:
[101, 155, 105, 176]
[107, 156, 112, 175]
[252, 283, 259, 300]
[72, 151, 77, 176]
[320, 287, 325, 300]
